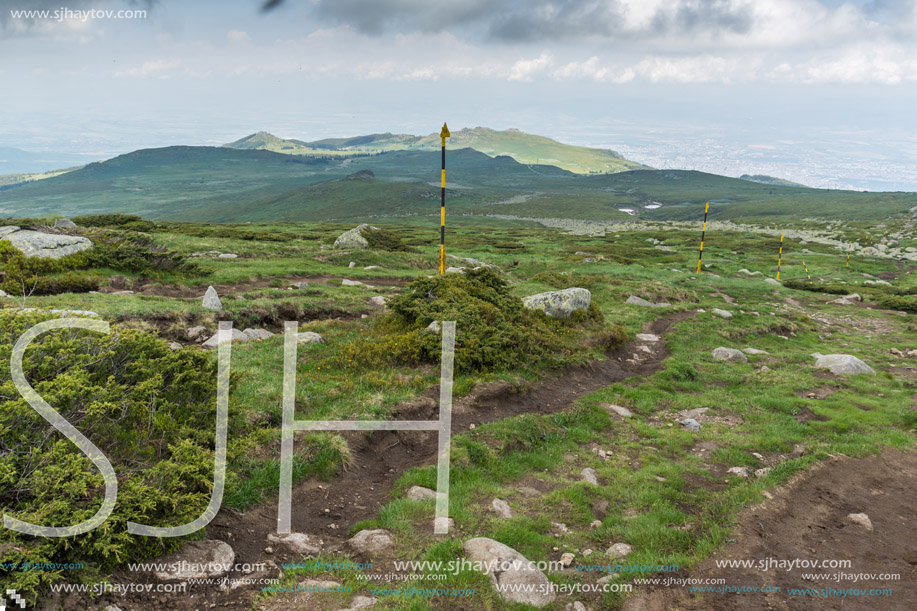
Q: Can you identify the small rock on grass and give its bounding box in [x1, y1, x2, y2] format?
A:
[407, 486, 436, 501]
[605, 404, 633, 418]
[581, 468, 599, 485]
[711, 308, 733, 319]
[712, 347, 748, 363]
[560, 553, 575, 567]
[201, 286, 222, 311]
[846, 513, 873, 531]
[492, 498, 513, 519]
[606, 543, 632, 559]
[680, 418, 701, 431]
[296, 332, 324, 344]
[348, 529, 394, 554]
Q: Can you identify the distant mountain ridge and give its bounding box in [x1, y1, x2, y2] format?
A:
[224, 126, 646, 175]
[2, 143, 913, 223]
[740, 174, 806, 188]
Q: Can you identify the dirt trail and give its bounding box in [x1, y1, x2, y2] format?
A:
[94, 311, 693, 611]
[623, 449, 917, 611]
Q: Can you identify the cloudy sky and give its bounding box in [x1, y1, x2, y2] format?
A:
[2, 0, 916, 188]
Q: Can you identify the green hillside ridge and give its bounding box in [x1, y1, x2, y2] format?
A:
[1, 144, 914, 223]
[225, 126, 646, 175]
[740, 174, 807, 188]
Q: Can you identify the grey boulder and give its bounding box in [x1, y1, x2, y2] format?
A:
[712, 347, 748, 363]
[523, 288, 592, 318]
[334, 224, 379, 249]
[1, 227, 92, 259]
[463, 537, 556, 608]
[814, 354, 876, 376]
[201, 286, 222, 311]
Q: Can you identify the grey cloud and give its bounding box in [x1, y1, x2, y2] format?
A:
[309, 0, 755, 42]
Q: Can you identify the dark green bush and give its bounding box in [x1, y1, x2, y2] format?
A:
[73, 214, 155, 232]
[782, 279, 848, 294]
[875, 294, 917, 313]
[0, 311, 226, 603]
[362, 226, 413, 252]
[329, 268, 593, 374]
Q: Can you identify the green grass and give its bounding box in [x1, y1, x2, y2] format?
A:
[1, 216, 914, 608]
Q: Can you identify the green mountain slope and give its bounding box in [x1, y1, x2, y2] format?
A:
[225, 127, 645, 175]
[1, 145, 913, 223]
[740, 174, 806, 188]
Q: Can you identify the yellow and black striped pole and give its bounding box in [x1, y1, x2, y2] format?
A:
[803, 259, 812, 284]
[846, 253, 850, 269]
[439, 122, 450, 274]
[696, 201, 710, 273]
[776, 233, 784, 281]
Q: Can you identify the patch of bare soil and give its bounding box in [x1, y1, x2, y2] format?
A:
[90, 311, 694, 611]
[623, 449, 917, 611]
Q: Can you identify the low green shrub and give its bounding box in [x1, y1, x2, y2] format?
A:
[0, 311, 226, 603]
[327, 268, 598, 374]
[361, 226, 414, 252]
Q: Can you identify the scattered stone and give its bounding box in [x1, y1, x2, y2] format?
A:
[713, 347, 748, 363]
[846, 513, 873, 531]
[368, 296, 387, 307]
[814, 354, 876, 376]
[334, 224, 379, 249]
[0, 289, 7, 298]
[738, 268, 762, 276]
[581, 468, 599, 485]
[187, 325, 207, 340]
[636, 333, 659, 342]
[626, 295, 669, 307]
[755, 467, 772, 478]
[847, 293, 862, 302]
[266, 532, 321, 556]
[111, 290, 135, 296]
[54, 218, 78, 228]
[597, 574, 617, 584]
[560, 553, 575, 567]
[727, 467, 751, 478]
[342, 279, 367, 287]
[425, 320, 441, 333]
[606, 543, 633, 559]
[348, 529, 394, 554]
[830, 297, 854, 305]
[407, 486, 436, 501]
[445, 266, 465, 274]
[290, 281, 309, 289]
[348, 261, 356, 268]
[582, 549, 594, 557]
[296, 332, 325, 345]
[583, 257, 598, 262]
[150, 540, 234, 582]
[711, 308, 733, 319]
[492, 498, 513, 519]
[1, 227, 93, 259]
[218, 253, 238, 259]
[654, 245, 674, 252]
[364, 265, 382, 270]
[590, 520, 602, 529]
[680, 418, 701, 431]
[242, 328, 274, 341]
[201, 286, 222, 311]
[201, 329, 249, 348]
[604, 404, 633, 419]
[168, 342, 182, 351]
[463, 537, 556, 607]
[743, 348, 769, 355]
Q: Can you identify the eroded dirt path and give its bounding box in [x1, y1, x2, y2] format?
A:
[97, 311, 694, 611]
[623, 449, 917, 611]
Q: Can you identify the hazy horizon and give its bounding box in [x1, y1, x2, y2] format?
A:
[2, 0, 916, 190]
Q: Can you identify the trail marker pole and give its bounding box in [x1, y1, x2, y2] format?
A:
[846, 253, 850, 269]
[438, 122, 450, 274]
[776, 233, 784, 281]
[696, 201, 709, 273]
[803, 260, 812, 285]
